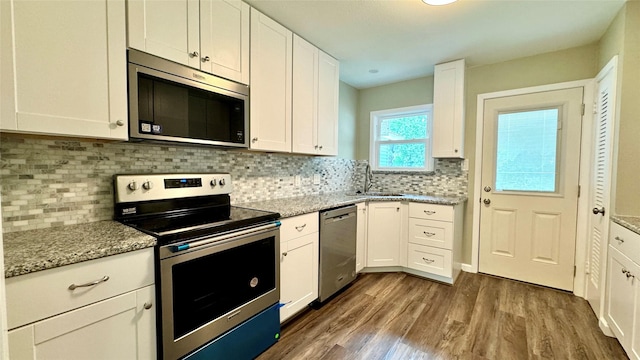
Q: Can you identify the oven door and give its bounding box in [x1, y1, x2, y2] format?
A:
[159, 223, 280, 360]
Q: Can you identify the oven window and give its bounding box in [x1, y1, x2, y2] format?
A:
[137, 73, 245, 144]
[171, 237, 276, 339]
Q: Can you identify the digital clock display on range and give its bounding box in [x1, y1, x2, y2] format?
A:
[164, 178, 202, 189]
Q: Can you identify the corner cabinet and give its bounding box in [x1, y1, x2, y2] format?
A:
[279, 213, 319, 322]
[0, 0, 128, 140]
[6, 248, 156, 360]
[292, 35, 339, 156]
[606, 222, 640, 360]
[366, 202, 407, 268]
[249, 8, 293, 152]
[432, 59, 465, 158]
[127, 0, 250, 85]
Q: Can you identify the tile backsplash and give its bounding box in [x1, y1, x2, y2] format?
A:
[0, 135, 467, 233]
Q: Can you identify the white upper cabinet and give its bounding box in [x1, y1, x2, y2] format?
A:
[127, 0, 249, 85]
[127, 0, 200, 69]
[200, 0, 250, 84]
[292, 35, 339, 156]
[432, 59, 465, 158]
[1, 0, 128, 140]
[249, 8, 293, 152]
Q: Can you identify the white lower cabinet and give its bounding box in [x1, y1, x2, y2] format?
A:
[279, 213, 319, 323]
[356, 203, 367, 272]
[606, 222, 640, 360]
[361, 201, 463, 284]
[8, 285, 156, 360]
[366, 202, 406, 268]
[6, 248, 156, 359]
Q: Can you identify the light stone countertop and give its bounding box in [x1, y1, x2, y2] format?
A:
[611, 215, 640, 236]
[3, 221, 156, 278]
[236, 192, 467, 219]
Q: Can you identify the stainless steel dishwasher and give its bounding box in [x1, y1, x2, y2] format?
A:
[318, 205, 357, 303]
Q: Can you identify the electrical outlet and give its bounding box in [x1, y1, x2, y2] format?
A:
[294, 175, 301, 187]
[462, 159, 469, 171]
[313, 174, 321, 185]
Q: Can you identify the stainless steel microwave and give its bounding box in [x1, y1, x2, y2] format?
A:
[127, 49, 249, 148]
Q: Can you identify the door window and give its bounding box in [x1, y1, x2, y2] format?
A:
[495, 108, 560, 193]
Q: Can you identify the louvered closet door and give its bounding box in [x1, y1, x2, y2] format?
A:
[586, 57, 618, 316]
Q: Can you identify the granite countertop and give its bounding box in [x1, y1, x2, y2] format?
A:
[611, 215, 640, 236]
[236, 192, 467, 218]
[3, 221, 156, 278]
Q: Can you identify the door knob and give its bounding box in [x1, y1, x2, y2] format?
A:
[592, 207, 605, 216]
[484, 186, 492, 192]
[483, 198, 491, 205]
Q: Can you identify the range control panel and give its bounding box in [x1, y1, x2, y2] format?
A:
[114, 173, 233, 203]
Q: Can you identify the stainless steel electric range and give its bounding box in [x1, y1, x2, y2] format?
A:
[113, 173, 281, 360]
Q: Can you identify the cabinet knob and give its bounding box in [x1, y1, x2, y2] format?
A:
[483, 198, 491, 205]
[283, 252, 288, 257]
[115, 120, 125, 127]
[319, 145, 323, 150]
[189, 51, 199, 58]
[202, 56, 210, 62]
[454, 149, 459, 153]
[592, 207, 605, 216]
[252, 137, 258, 143]
[615, 236, 624, 244]
[144, 302, 153, 310]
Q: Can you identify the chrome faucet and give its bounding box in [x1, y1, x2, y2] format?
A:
[364, 163, 373, 193]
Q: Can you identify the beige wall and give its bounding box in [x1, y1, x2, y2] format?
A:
[609, 2, 640, 216]
[355, 76, 434, 159]
[337, 81, 358, 160]
[461, 44, 599, 262]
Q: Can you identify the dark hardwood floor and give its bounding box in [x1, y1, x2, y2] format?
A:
[257, 271, 627, 360]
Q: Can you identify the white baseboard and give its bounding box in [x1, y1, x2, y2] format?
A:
[461, 263, 476, 273]
[599, 317, 615, 337]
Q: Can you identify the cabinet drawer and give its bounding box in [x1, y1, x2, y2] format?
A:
[610, 222, 640, 265]
[408, 218, 453, 250]
[409, 203, 453, 222]
[6, 248, 154, 330]
[407, 243, 452, 278]
[280, 212, 319, 241]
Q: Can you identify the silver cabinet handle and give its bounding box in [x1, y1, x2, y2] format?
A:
[115, 120, 125, 126]
[282, 252, 288, 257]
[201, 56, 210, 62]
[319, 145, 323, 150]
[295, 224, 306, 231]
[189, 51, 199, 58]
[592, 207, 605, 216]
[423, 231, 436, 237]
[615, 236, 624, 244]
[423, 210, 436, 215]
[144, 302, 153, 310]
[252, 137, 258, 143]
[68, 275, 109, 290]
[422, 258, 435, 263]
[314, 145, 319, 149]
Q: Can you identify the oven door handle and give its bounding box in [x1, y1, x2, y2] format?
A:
[171, 221, 281, 252]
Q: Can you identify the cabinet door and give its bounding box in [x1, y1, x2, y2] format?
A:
[292, 35, 319, 155]
[316, 50, 339, 156]
[200, 0, 250, 84]
[280, 233, 319, 322]
[367, 202, 403, 267]
[249, 8, 292, 152]
[356, 203, 367, 272]
[607, 247, 636, 349]
[127, 0, 200, 69]
[8, 286, 156, 360]
[3, 0, 128, 140]
[432, 59, 465, 158]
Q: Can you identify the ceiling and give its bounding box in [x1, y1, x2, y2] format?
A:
[244, 0, 626, 89]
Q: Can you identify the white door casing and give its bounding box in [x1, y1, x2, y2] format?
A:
[478, 87, 584, 291]
[585, 56, 618, 323]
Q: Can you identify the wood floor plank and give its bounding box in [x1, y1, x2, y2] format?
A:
[256, 272, 627, 360]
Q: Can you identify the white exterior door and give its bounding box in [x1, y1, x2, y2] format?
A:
[479, 87, 584, 291]
[586, 57, 617, 316]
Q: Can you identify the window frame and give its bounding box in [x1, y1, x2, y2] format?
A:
[369, 104, 434, 172]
